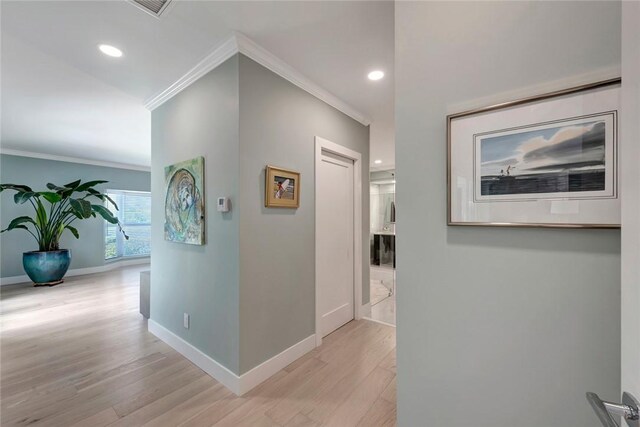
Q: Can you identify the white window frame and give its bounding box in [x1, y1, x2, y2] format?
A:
[104, 189, 151, 260]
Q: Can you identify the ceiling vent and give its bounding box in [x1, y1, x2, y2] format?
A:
[130, 0, 172, 17]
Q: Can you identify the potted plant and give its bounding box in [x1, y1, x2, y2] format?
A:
[0, 180, 127, 286]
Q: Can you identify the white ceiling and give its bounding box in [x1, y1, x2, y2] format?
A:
[1, 1, 394, 169]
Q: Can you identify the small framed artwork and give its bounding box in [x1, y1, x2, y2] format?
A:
[265, 165, 300, 208]
[164, 156, 205, 244]
[447, 78, 621, 228]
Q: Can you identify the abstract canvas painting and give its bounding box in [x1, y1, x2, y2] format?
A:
[164, 156, 205, 245]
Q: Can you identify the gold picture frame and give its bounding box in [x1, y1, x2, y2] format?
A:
[265, 165, 300, 208]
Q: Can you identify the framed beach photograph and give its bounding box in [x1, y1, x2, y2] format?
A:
[164, 156, 205, 244]
[265, 165, 300, 208]
[447, 78, 621, 228]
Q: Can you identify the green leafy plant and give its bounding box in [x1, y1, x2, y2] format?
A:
[0, 180, 128, 251]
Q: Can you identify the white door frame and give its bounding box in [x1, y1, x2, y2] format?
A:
[315, 136, 363, 348]
[621, 0, 640, 401]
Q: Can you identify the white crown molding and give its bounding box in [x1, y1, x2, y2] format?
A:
[1, 257, 149, 286]
[234, 33, 371, 126]
[0, 148, 151, 172]
[148, 319, 316, 396]
[144, 36, 239, 110]
[144, 33, 371, 126]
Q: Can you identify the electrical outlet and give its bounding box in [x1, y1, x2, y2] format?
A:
[183, 313, 190, 329]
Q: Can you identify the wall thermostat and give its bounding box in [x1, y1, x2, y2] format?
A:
[217, 197, 230, 212]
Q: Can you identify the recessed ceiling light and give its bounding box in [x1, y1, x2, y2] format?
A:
[374, 159, 382, 164]
[368, 70, 384, 81]
[98, 44, 123, 58]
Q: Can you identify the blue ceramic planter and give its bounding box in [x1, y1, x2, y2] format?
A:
[23, 250, 71, 285]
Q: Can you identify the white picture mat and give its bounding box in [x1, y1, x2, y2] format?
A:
[450, 84, 620, 226]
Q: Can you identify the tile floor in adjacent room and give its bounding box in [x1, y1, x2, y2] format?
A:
[369, 266, 396, 326]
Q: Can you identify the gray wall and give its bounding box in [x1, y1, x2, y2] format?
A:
[150, 53, 369, 376]
[396, 2, 621, 427]
[0, 154, 150, 278]
[238, 55, 370, 374]
[151, 56, 241, 373]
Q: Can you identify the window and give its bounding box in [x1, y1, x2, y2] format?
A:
[105, 190, 151, 260]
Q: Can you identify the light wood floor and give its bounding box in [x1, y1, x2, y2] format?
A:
[0, 265, 396, 426]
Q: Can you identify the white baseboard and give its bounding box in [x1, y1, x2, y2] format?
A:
[148, 319, 316, 396]
[358, 302, 372, 319]
[0, 257, 150, 286]
[148, 319, 240, 394]
[238, 333, 316, 395]
[363, 317, 396, 328]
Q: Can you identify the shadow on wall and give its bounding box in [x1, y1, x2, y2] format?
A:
[446, 226, 620, 255]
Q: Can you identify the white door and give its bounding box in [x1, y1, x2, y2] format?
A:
[317, 150, 354, 338]
[587, 4, 640, 425]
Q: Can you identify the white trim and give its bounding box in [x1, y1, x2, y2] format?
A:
[237, 334, 316, 395]
[235, 33, 371, 126]
[314, 136, 363, 348]
[144, 36, 238, 110]
[0, 149, 150, 172]
[363, 316, 396, 328]
[0, 257, 150, 286]
[143, 33, 371, 126]
[360, 302, 372, 318]
[621, 0, 640, 398]
[148, 319, 240, 394]
[148, 319, 316, 396]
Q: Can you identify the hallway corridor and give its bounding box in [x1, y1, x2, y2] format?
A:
[0, 266, 396, 426]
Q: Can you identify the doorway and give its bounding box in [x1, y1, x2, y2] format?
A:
[315, 137, 363, 346]
[369, 169, 396, 326]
